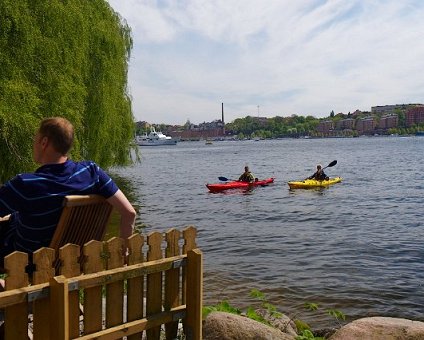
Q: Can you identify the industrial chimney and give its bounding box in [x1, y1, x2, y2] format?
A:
[221, 103, 225, 135]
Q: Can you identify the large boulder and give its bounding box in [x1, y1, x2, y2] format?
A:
[330, 317, 424, 340]
[202, 311, 295, 340]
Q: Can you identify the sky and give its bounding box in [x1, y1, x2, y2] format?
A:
[106, 0, 424, 125]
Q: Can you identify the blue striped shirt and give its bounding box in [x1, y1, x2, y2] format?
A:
[0, 160, 118, 255]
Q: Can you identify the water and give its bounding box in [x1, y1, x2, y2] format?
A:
[112, 136, 424, 327]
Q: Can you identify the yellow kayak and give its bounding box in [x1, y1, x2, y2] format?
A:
[288, 177, 342, 189]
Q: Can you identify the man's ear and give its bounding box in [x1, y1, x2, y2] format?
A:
[40, 136, 49, 149]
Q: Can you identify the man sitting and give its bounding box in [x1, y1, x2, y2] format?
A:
[238, 166, 255, 182]
[0, 117, 136, 266]
[307, 164, 329, 181]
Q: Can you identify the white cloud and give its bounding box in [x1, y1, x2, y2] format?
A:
[108, 0, 424, 124]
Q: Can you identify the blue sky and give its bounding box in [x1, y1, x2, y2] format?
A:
[107, 0, 424, 125]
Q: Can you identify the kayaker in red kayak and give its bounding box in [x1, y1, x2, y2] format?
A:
[238, 166, 255, 182]
[307, 164, 329, 181]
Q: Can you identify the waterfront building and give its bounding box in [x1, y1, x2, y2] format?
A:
[356, 117, 375, 134]
[371, 104, 418, 115]
[405, 106, 424, 127]
[378, 114, 398, 129]
[336, 118, 355, 130]
[316, 120, 334, 134]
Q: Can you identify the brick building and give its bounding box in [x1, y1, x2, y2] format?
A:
[405, 106, 424, 127]
[356, 117, 375, 134]
[316, 120, 334, 134]
[378, 114, 398, 129]
[336, 118, 355, 130]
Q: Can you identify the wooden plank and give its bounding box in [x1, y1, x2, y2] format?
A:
[0, 283, 50, 308]
[32, 247, 55, 340]
[182, 226, 197, 335]
[105, 237, 124, 329]
[49, 276, 69, 340]
[182, 226, 197, 303]
[67, 255, 185, 289]
[76, 305, 186, 340]
[82, 240, 104, 335]
[185, 249, 203, 340]
[64, 194, 107, 206]
[182, 226, 197, 253]
[4, 251, 29, 340]
[127, 233, 145, 340]
[164, 228, 181, 339]
[60, 244, 82, 339]
[146, 231, 163, 340]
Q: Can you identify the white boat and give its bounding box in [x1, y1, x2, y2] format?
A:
[136, 127, 177, 146]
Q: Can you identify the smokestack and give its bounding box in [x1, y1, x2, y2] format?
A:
[222, 103, 225, 136]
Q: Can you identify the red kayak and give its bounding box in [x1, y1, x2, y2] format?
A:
[206, 178, 275, 193]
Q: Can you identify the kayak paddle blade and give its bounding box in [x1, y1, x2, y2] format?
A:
[327, 160, 337, 168]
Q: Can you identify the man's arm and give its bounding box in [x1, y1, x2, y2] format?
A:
[306, 172, 315, 180]
[106, 189, 136, 240]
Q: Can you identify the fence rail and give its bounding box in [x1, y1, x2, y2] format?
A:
[0, 226, 202, 340]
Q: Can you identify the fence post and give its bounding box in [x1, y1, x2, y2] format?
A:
[185, 248, 203, 340]
[165, 228, 181, 339]
[146, 231, 163, 339]
[32, 247, 55, 340]
[127, 233, 145, 340]
[59, 244, 82, 339]
[49, 275, 69, 340]
[4, 251, 29, 340]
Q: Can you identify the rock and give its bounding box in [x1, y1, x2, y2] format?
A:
[202, 311, 295, 340]
[330, 317, 424, 340]
[313, 327, 338, 339]
[254, 309, 298, 337]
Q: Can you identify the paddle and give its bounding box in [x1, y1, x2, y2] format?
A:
[322, 160, 337, 170]
[218, 176, 236, 181]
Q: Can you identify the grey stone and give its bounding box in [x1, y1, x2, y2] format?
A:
[330, 317, 424, 340]
[254, 309, 298, 337]
[202, 311, 295, 340]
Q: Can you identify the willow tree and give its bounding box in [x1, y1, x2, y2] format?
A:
[0, 0, 135, 182]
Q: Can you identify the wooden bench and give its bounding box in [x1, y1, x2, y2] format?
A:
[0, 194, 113, 273]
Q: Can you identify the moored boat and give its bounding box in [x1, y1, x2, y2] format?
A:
[288, 177, 342, 189]
[206, 178, 274, 193]
[136, 127, 177, 146]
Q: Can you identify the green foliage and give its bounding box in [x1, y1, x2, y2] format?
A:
[202, 300, 241, 319]
[327, 309, 346, 322]
[249, 289, 283, 319]
[245, 306, 269, 324]
[295, 319, 312, 333]
[305, 302, 319, 312]
[249, 288, 266, 300]
[0, 0, 135, 182]
[226, 115, 320, 138]
[296, 329, 325, 340]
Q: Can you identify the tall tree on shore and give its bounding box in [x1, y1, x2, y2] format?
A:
[0, 0, 134, 182]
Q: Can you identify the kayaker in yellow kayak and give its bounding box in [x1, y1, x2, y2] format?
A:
[307, 164, 329, 181]
[238, 166, 255, 182]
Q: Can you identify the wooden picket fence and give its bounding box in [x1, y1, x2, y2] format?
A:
[0, 226, 202, 340]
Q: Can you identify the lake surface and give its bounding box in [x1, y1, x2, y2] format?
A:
[112, 136, 423, 327]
